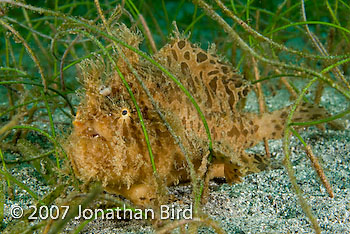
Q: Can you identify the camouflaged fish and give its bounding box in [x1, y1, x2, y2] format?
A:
[66, 25, 330, 206]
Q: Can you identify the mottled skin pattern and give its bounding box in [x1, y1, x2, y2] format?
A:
[144, 38, 266, 180]
[66, 26, 330, 206]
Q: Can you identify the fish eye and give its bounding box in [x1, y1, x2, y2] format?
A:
[122, 109, 128, 116]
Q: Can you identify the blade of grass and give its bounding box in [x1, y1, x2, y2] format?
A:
[0, 168, 45, 205]
[268, 20, 350, 36]
[301, 0, 350, 90]
[0, 18, 47, 91]
[0, 148, 10, 187]
[290, 107, 350, 127]
[289, 128, 334, 198]
[0, 80, 76, 116]
[4, 125, 62, 168]
[42, 90, 56, 139]
[0, 149, 55, 164]
[46, 184, 102, 234]
[283, 77, 321, 233]
[196, 0, 350, 100]
[326, 0, 349, 43]
[213, 0, 349, 61]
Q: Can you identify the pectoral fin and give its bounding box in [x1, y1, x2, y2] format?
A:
[224, 163, 243, 184]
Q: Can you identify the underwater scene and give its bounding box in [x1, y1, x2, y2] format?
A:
[0, 0, 349, 233]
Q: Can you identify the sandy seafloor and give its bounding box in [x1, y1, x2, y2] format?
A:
[2, 84, 350, 233]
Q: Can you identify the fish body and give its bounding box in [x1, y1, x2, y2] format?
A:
[66, 26, 329, 206]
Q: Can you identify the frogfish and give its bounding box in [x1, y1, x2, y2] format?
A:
[66, 25, 331, 206]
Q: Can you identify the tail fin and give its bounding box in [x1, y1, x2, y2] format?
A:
[211, 103, 342, 184]
[252, 102, 340, 142]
